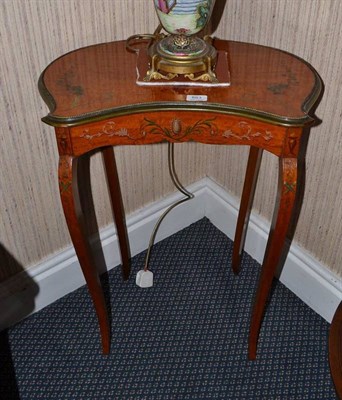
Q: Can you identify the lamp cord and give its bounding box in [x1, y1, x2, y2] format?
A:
[126, 25, 163, 53]
[143, 143, 194, 272]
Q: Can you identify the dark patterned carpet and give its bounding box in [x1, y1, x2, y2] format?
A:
[1, 218, 337, 399]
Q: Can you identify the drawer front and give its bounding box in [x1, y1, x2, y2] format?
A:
[70, 111, 288, 156]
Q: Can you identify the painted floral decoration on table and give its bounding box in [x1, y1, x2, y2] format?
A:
[154, 0, 215, 35]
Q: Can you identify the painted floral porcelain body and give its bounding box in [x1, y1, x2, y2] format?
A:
[154, 0, 216, 36]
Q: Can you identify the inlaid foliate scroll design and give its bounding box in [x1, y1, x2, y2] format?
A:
[79, 119, 219, 142]
[141, 117, 218, 140]
[283, 158, 297, 195]
[59, 136, 68, 152]
[285, 128, 301, 157]
[58, 157, 72, 194]
[56, 127, 72, 155]
[222, 121, 273, 142]
[284, 180, 297, 194]
[79, 118, 275, 144]
[80, 121, 146, 141]
[59, 180, 71, 194]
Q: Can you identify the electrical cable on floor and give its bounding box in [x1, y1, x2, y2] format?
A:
[136, 142, 194, 288]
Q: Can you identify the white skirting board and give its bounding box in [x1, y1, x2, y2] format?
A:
[1, 177, 341, 331]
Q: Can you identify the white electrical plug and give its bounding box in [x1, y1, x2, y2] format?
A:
[136, 270, 153, 288]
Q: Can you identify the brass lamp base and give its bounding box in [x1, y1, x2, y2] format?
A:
[144, 35, 218, 83]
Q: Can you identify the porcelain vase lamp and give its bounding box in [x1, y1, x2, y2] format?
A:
[146, 0, 217, 82]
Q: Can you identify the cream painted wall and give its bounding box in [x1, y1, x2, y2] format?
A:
[0, 0, 342, 281]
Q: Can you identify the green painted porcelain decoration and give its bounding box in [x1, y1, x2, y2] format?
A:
[154, 0, 216, 36]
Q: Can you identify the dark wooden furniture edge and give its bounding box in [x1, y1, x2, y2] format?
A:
[39, 102, 317, 128]
[330, 301, 342, 399]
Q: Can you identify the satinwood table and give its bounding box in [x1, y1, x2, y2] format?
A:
[39, 39, 322, 359]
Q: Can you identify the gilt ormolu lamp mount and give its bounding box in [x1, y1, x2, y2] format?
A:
[127, 0, 220, 83]
[148, 0, 217, 82]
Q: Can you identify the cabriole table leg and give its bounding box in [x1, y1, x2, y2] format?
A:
[248, 157, 298, 360]
[232, 146, 263, 274]
[102, 146, 131, 280]
[58, 155, 110, 354]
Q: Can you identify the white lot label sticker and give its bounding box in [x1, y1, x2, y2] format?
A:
[186, 95, 208, 102]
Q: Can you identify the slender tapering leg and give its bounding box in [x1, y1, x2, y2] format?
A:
[248, 157, 298, 360]
[232, 146, 263, 274]
[59, 155, 110, 354]
[102, 147, 131, 281]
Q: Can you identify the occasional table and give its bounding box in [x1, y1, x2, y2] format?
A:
[39, 39, 322, 359]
